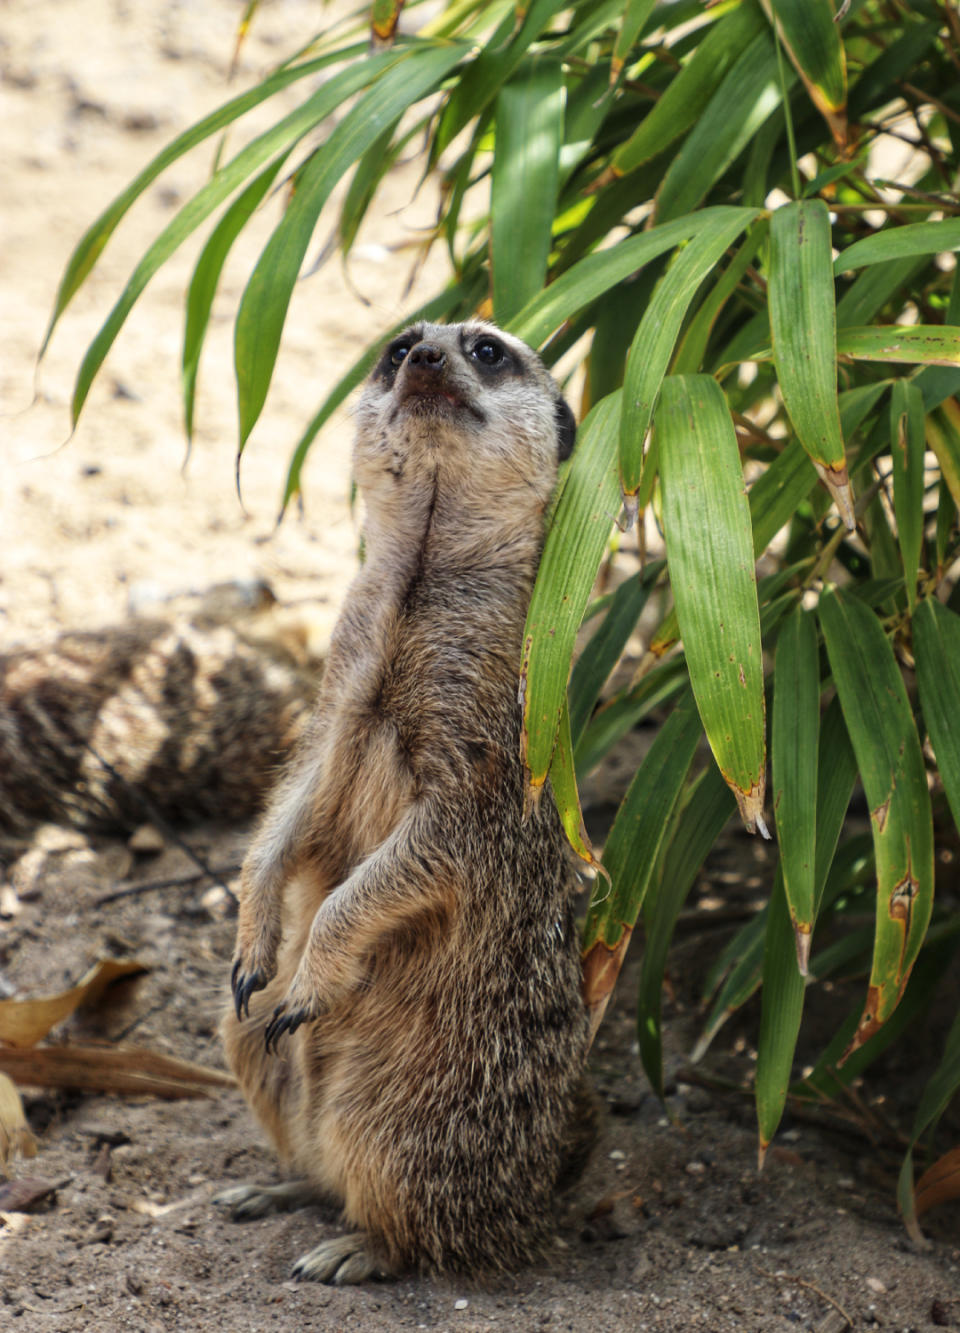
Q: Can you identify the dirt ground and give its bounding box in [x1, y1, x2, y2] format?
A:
[1, 2, 959, 1330]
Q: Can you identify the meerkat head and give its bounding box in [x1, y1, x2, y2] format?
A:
[353, 322, 576, 517]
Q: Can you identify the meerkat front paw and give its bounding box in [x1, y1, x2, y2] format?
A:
[230, 955, 271, 1020]
[262, 992, 326, 1052]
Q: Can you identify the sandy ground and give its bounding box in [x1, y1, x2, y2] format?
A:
[1, 2, 959, 1330]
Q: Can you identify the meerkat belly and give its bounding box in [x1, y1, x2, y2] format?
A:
[336, 718, 417, 860]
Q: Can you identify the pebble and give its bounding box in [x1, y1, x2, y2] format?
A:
[0, 885, 22, 918]
[454, 1298, 469, 1310]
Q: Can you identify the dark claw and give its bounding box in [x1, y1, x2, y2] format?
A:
[231, 960, 266, 1021]
[264, 1003, 307, 1054]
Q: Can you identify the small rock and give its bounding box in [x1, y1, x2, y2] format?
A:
[200, 885, 230, 917]
[128, 824, 165, 855]
[454, 1298, 469, 1310]
[685, 1161, 707, 1176]
[865, 1277, 886, 1294]
[608, 1149, 626, 1161]
[86, 1215, 114, 1244]
[0, 885, 22, 918]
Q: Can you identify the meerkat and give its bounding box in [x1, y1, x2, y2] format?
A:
[217, 320, 594, 1284]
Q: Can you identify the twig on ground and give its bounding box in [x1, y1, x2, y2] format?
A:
[757, 1267, 853, 1330]
[95, 864, 242, 907]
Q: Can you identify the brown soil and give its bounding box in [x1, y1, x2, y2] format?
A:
[2, 3, 959, 1330]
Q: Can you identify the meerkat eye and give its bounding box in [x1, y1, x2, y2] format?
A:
[390, 342, 412, 368]
[472, 337, 505, 366]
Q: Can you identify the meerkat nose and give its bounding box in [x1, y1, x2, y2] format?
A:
[407, 342, 445, 372]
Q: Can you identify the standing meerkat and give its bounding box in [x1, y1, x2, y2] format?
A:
[218, 320, 593, 1284]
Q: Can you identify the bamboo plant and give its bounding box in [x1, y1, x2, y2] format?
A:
[44, 0, 960, 1237]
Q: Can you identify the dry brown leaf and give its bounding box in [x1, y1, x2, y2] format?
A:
[0, 1043, 234, 1099]
[0, 1071, 37, 1167]
[0, 957, 148, 1049]
[0, 1175, 69, 1213]
[914, 1145, 960, 1220]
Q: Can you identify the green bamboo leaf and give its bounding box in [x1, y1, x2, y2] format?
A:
[799, 929, 958, 1104]
[819, 585, 935, 1058]
[338, 119, 407, 260]
[70, 48, 401, 429]
[836, 218, 960, 275]
[547, 694, 598, 867]
[549, 0, 626, 61]
[41, 42, 367, 360]
[748, 440, 817, 555]
[847, 19, 940, 118]
[836, 255, 926, 329]
[657, 375, 767, 834]
[234, 42, 466, 449]
[743, 378, 888, 551]
[771, 606, 820, 971]
[692, 909, 767, 1063]
[755, 697, 858, 1158]
[278, 278, 481, 515]
[574, 657, 689, 776]
[898, 1007, 960, 1243]
[769, 200, 854, 529]
[431, 0, 568, 159]
[582, 278, 647, 411]
[620, 209, 759, 505]
[509, 211, 728, 349]
[568, 560, 665, 745]
[611, 1, 765, 172]
[839, 380, 891, 436]
[913, 598, 960, 839]
[926, 401, 960, 508]
[836, 325, 960, 367]
[889, 380, 926, 610]
[638, 763, 735, 1096]
[441, 110, 492, 263]
[609, 0, 657, 83]
[654, 32, 781, 224]
[182, 153, 290, 446]
[760, 0, 847, 143]
[491, 58, 564, 324]
[581, 699, 702, 1039]
[674, 218, 769, 375]
[521, 392, 621, 796]
[558, 62, 614, 188]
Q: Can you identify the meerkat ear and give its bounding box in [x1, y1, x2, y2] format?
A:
[554, 395, 577, 462]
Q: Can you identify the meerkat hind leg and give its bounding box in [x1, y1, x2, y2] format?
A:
[213, 1179, 318, 1221]
[292, 1232, 389, 1285]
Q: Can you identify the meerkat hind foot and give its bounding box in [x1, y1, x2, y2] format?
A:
[213, 1179, 317, 1221]
[293, 1232, 388, 1285]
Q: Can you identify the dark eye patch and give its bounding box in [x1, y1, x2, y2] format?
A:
[375, 325, 425, 382]
[554, 396, 577, 462]
[472, 337, 504, 366]
[463, 330, 522, 377]
[390, 342, 411, 367]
